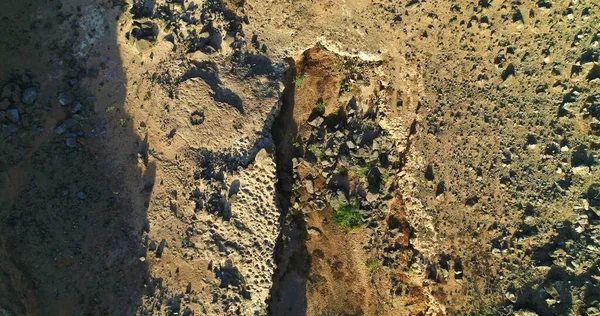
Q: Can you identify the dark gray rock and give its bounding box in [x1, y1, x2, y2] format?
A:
[588, 183, 600, 207]
[66, 137, 77, 148]
[0, 98, 10, 110]
[58, 91, 75, 106]
[63, 118, 77, 128]
[7, 109, 19, 123]
[22, 87, 38, 105]
[71, 102, 83, 113]
[55, 124, 67, 135]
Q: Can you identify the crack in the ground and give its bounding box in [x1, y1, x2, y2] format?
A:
[267, 58, 309, 315]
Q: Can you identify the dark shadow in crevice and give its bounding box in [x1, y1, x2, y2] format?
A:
[267, 58, 309, 316]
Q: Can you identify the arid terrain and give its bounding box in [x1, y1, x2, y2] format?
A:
[0, 0, 599, 315]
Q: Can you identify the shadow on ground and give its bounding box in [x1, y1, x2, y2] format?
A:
[0, 1, 153, 315]
[268, 58, 309, 316]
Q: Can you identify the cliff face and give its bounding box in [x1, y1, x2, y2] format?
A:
[1, 0, 599, 315]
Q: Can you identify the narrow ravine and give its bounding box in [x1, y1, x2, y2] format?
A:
[268, 58, 310, 315]
[267, 47, 397, 315]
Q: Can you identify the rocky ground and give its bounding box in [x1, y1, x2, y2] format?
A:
[0, 0, 599, 315]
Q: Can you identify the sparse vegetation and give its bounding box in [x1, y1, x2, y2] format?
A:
[366, 259, 381, 271]
[336, 165, 348, 175]
[295, 75, 305, 88]
[340, 77, 353, 93]
[181, 238, 192, 248]
[357, 165, 371, 179]
[313, 97, 325, 115]
[380, 168, 390, 187]
[332, 203, 362, 229]
[308, 143, 326, 161]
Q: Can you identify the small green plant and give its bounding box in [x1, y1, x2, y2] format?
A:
[119, 118, 128, 127]
[295, 75, 305, 88]
[380, 170, 390, 187]
[357, 165, 371, 179]
[181, 238, 192, 248]
[482, 306, 496, 315]
[343, 59, 356, 69]
[336, 165, 348, 175]
[236, 270, 245, 283]
[332, 203, 362, 229]
[313, 97, 325, 115]
[144, 91, 152, 100]
[308, 143, 326, 161]
[405, 265, 419, 276]
[316, 41, 326, 50]
[366, 259, 381, 271]
[340, 78, 353, 93]
[105, 105, 116, 113]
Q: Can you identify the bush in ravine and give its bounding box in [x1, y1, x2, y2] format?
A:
[332, 203, 362, 229]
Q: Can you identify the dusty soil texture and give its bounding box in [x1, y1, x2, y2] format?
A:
[1, 0, 599, 315]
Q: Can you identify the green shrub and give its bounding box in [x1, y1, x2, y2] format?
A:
[357, 165, 371, 179]
[332, 203, 362, 229]
[313, 98, 325, 115]
[366, 259, 381, 271]
[380, 170, 390, 187]
[308, 143, 326, 161]
[336, 165, 348, 175]
[181, 238, 192, 248]
[295, 75, 305, 88]
[340, 78, 353, 93]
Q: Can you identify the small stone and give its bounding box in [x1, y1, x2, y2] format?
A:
[366, 191, 379, 203]
[22, 87, 38, 105]
[304, 180, 314, 194]
[66, 137, 77, 148]
[505, 291, 517, 303]
[314, 200, 326, 210]
[55, 124, 67, 135]
[346, 141, 356, 149]
[58, 91, 75, 106]
[71, 102, 83, 113]
[307, 227, 322, 236]
[7, 109, 19, 122]
[76, 191, 86, 199]
[572, 166, 590, 176]
[308, 116, 324, 127]
[190, 110, 205, 125]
